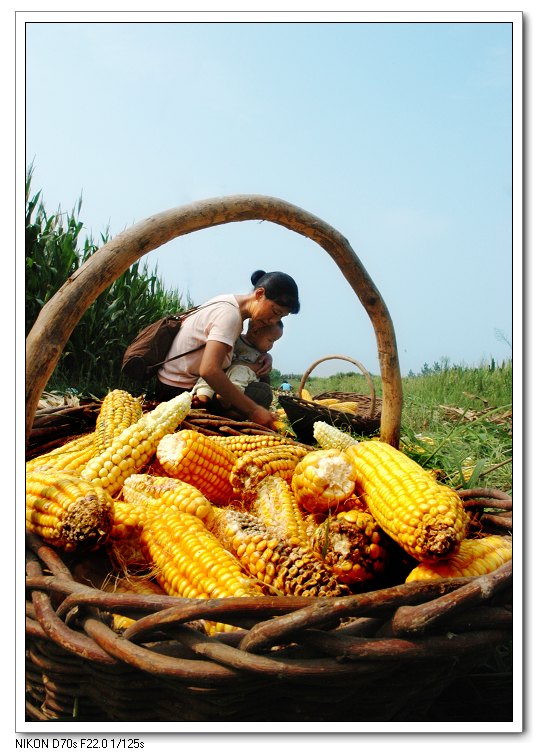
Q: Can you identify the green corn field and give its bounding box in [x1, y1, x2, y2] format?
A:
[25, 166, 191, 396]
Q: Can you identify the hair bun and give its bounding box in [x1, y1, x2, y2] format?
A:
[251, 270, 266, 287]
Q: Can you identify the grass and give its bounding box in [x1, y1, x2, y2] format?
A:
[398, 365, 513, 493]
[280, 360, 513, 494]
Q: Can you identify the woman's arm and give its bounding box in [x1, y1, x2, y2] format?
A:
[198, 340, 278, 428]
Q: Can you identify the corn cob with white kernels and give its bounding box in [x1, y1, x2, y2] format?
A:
[210, 507, 349, 597]
[313, 421, 358, 452]
[26, 470, 114, 551]
[93, 389, 143, 456]
[345, 440, 469, 562]
[405, 535, 512, 582]
[80, 392, 192, 496]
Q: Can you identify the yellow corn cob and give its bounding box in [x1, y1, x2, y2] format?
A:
[312, 508, 392, 584]
[106, 510, 149, 572]
[156, 429, 237, 505]
[80, 392, 192, 496]
[314, 398, 342, 406]
[140, 509, 262, 599]
[346, 440, 469, 561]
[26, 470, 114, 551]
[109, 500, 146, 540]
[291, 448, 357, 514]
[211, 508, 349, 597]
[252, 475, 309, 546]
[94, 389, 143, 456]
[229, 444, 309, 503]
[211, 433, 297, 456]
[313, 421, 358, 452]
[121, 474, 215, 527]
[25, 432, 96, 475]
[108, 476, 216, 570]
[301, 388, 313, 401]
[140, 509, 263, 633]
[325, 401, 360, 414]
[405, 535, 512, 582]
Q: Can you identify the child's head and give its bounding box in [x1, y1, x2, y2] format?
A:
[246, 320, 283, 353]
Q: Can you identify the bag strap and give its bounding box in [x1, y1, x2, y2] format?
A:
[150, 342, 204, 371]
[150, 299, 239, 371]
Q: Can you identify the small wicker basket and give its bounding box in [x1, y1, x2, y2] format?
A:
[279, 355, 383, 443]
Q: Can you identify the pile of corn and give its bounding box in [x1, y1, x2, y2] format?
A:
[305, 396, 362, 414]
[25, 389, 512, 635]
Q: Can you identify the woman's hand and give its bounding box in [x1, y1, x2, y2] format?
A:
[249, 404, 280, 430]
[199, 341, 277, 426]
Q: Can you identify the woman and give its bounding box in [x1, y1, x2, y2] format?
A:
[155, 270, 300, 429]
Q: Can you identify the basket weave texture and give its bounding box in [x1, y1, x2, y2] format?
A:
[26, 478, 513, 723]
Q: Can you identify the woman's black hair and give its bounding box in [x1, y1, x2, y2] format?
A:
[250, 270, 300, 314]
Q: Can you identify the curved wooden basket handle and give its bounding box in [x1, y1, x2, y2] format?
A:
[297, 354, 378, 419]
[26, 195, 403, 446]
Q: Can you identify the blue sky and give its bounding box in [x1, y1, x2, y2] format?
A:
[24, 14, 519, 380]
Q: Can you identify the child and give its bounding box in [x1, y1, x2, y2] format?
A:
[192, 320, 283, 408]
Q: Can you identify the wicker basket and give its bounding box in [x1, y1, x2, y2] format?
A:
[279, 355, 383, 443]
[25, 488, 512, 723]
[24, 199, 512, 724]
[25, 407, 513, 723]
